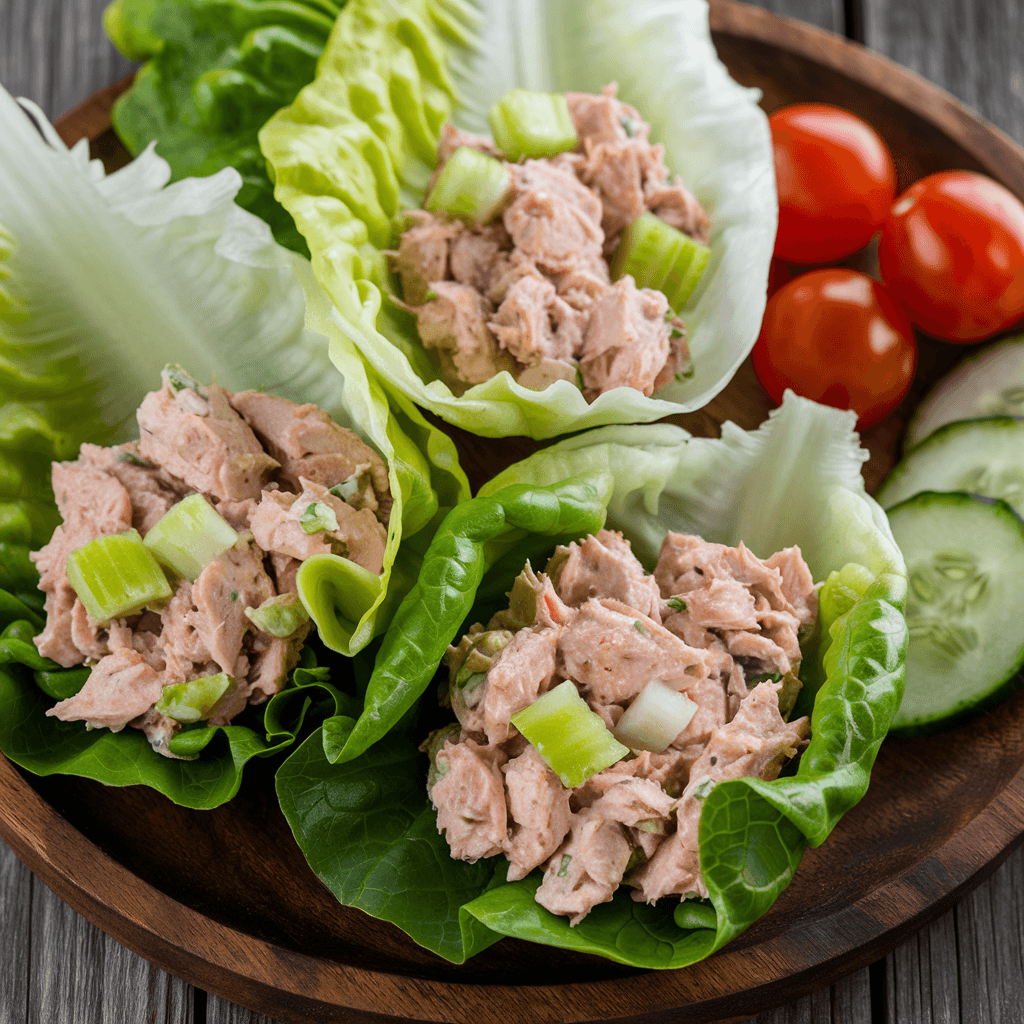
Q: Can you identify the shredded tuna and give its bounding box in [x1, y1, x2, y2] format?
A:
[429, 533, 815, 924]
[393, 85, 707, 399]
[32, 372, 393, 758]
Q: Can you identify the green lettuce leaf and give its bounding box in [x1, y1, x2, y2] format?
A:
[0, 520, 356, 808]
[259, 0, 776, 439]
[0, 88, 469, 651]
[274, 393, 908, 964]
[105, 0, 346, 254]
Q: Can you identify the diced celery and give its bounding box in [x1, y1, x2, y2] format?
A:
[299, 501, 338, 534]
[613, 678, 697, 752]
[426, 146, 511, 225]
[511, 679, 629, 788]
[155, 672, 232, 724]
[612, 211, 710, 311]
[487, 89, 578, 161]
[245, 593, 310, 638]
[66, 529, 173, 622]
[143, 493, 239, 581]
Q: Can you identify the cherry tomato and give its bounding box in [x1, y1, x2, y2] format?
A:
[752, 268, 917, 429]
[770, 104, 897, 264]
[766, 258, 793, 298]
[878, 170, 1024, 342]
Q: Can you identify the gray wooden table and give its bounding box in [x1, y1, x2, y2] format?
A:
[2, 1, 1024, 1022]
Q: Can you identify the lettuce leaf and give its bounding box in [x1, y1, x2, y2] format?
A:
[259, 0, 776, 439]
[105, 0, 346, 254]
[0, 519, 359, 808]
[274, 393, 908, 965]
[0, 88, 469, 652]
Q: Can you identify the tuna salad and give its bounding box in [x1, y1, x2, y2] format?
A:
[31, 367, 390, 757]
[428, 529, 815, 923]
[389, 85, 711, 400]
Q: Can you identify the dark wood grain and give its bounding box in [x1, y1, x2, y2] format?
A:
[1, 7, 1024, 1024]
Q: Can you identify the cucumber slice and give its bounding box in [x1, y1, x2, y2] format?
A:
[887, 491, 1024, 735]
[877, 416, 1024, 519]
[906, 334, 1024, 447]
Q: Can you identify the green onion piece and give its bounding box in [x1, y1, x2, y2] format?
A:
[557, 854, 572, 877]
[425, 146, 511, 225]
[155, 672, 232, 724]
[116, 451, 151, 467]
[66, 530, 173, 623]
[162, 363, 207, 397]
[143, 494, 239, 582]
[667, 596, 687, 612]
[693, 776, 716, 800]
[511, 679, 629, 788]
[331, 471, 364, 503]
[612, 211, 711, 311]
[299, 501, 339, 535]
[244, 593, 310, 638]
[487, 89, 578, 161]
[613, 678, 697, 753]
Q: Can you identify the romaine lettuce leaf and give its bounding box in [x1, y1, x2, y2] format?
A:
[259, 0, 776, 438]
[274, 393, 908, 965]
[105, 0, 346, 254]
[0, 88, 469, 652]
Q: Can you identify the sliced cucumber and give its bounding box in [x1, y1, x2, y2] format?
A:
[877, 416, 1024, 520]
[887, 491, 1024, 736]
[906, 334, 1024, 448]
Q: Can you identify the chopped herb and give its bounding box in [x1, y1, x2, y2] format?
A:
[299, 501, 339, 535]
[669, 327, 686, 339]
[116, 451, 151, 468]
[748, 671, 782, 685]
[230, 591, 238, 602]
[667, 597, 687, 612]
[694, 777, 716, 800]
[162, 363, 206, 397]
[634, 620, 649, 635]
[329, 473, 363, 503]
[675, 365, 695, 382]
[424, 289, 439, 302]
[557, 854, 572, 878]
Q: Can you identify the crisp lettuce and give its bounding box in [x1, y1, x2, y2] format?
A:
[0, 87, 468, 651]
[259, 0, 776, 439]
[0, 515, 360, 808]
[274, 393, 908, 965]
[0, 90, 470, 802]
[105, 0, 346, 254]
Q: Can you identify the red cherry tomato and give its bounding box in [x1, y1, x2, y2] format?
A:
[752, 268, 917, 429]
[766, 258, 793, 298]
[770, 104, 897, 264]
[878, 170, 1024, 342]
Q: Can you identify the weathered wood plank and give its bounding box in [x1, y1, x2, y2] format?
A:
[863, 0, 1024, 144]
[0, 0, 135, 118]
[0, 840, 32, 1024]
[885, 907, 960, 1024]
[954, 845, 1024, 1024]
[207, 994, 285, 1024]
[748, 0, 845, 34]
[24, 864, 194, 1024]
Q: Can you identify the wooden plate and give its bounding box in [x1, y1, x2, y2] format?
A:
[4, 2, 1024, 1021]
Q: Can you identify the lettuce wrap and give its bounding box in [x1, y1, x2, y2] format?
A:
[105, 0, 348, 255]
[0, 89, 468, 803]
[258, 0, 776, 439]
[274, 393, 909, 965]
